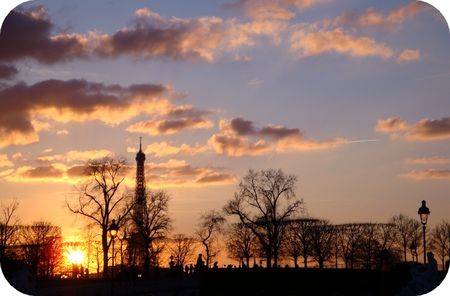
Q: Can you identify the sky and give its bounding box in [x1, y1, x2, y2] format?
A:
[0, 0, 449, 242]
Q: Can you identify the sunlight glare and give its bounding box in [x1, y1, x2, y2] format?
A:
[67, 248, 85, 265]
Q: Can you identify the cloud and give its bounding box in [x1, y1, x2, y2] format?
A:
[36, 149, 113, 162]
[404, 157, 450, 165]
[93, 10, 226, 62]
[209, 117, 346, 156]
[0, 7, 88, 64]
[0, 154, 14, 167]
[12, 152, 23, 160]
[127, 118, 213, 135]
[20, 165, 64, 178]
[135, 142, 210, 157]
[228, 0, 328, 19]
[0, 79, 171, 148]
[227, 0, 294, 21]
[1, 6, 290, 64]
[275, 137, 347, 152]
[402, 169, 450, 180]
[5, 163, 84, 183]
[375, 116, 450, 141]
[334, 2, 427, 29]
[248, 78, 264, 86]
[397, 49, 421, 63]
[56, 129, 69, 135]
[283, 0, 329, 10]
[143, 159, 237, 187]
[225, 117, 301, 139]
[0, 64, 18, 80]
[407, 117, 450, 141]
[126, 105, 213, 135]
[290, 27, 394, 59]
[374, 117, 408, 133]
[3, 157, 236, 187]
[209, 133, 272, 156]
[0, 169, 14, 178]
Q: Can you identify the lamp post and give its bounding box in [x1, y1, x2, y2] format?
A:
[417, 200, 430, 264]
[409, 240, 417, 263]
[109, 219, 119, 296]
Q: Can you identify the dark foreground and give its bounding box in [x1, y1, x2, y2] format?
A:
[5, 267, 448, 296]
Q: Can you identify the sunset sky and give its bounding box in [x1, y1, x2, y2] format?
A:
[0, 0, 449, 241]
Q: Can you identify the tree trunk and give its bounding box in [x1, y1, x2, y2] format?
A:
[102, 229, 109, 278]
[403, 244, 407, 262]
[294, 256, 298, 268]
[144, 245, 150, 275]
[319, 257, 324, 269]
[303, 253, 308, 268]
[205, 243, 210, 268]
[266, 251, 272, 269]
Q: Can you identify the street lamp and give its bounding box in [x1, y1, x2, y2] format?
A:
[409, 240, 417, 263]
[109, 219, 119, 296]
[417, 200, 430, 264]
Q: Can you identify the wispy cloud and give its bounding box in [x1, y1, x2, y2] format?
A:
[404, 156, 450, 165]
[402, 169, 450, 180]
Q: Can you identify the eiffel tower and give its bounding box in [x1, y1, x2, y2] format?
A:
[127, 137, 147, 269]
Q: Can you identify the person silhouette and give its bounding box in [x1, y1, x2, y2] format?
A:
[195, 254, 204, 272]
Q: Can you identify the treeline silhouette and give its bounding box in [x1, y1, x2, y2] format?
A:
[1, 160, 449, 284]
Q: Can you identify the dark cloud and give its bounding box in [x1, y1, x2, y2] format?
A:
[0, 7, 88, 64]
[229, 117, 256, 135]
[210, 117, 345, 157]
[409, 117, 450, 140]
[127, 105, 213, 135]
[165, 106, 212, 119]
[21, 165, 64, 178]
[375, 116, 450, 141]
[0, 64, 18, 80]
[228, 117, 301, 139]
[260, 125, 301, 139]
[66, 165, 88, 177]
[0, 79, 169, 148]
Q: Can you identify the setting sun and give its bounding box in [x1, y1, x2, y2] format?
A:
[66, 248, 85, 265]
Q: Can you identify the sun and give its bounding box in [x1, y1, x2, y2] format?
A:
[66, 247, 85, 265]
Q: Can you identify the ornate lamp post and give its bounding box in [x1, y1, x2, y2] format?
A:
[109, 219, 119, 296]
[417, 200, 430, 264]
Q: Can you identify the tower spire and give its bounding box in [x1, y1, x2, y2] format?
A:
[139, 136, 142, 152]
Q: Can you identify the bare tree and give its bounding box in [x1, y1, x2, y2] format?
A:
[67, 157, 134, 278]
[390, 214, 420, 262]
[0, 200, 19, 259]
[169, 234, 197, 267]
[224, 169, 302, 268]
[286, 218, 318, 268]
[20, 221, 62, 278]
[429, 221, 450, 270]
[130, 190, 172, 273]
[225, 222, 258, 267]
[359, 223, 379, 269]
[310, 219, 335, 269]
[374, 223, 397, 270]
[337, 223, 363, 269]
[196, 210, 225, 268]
